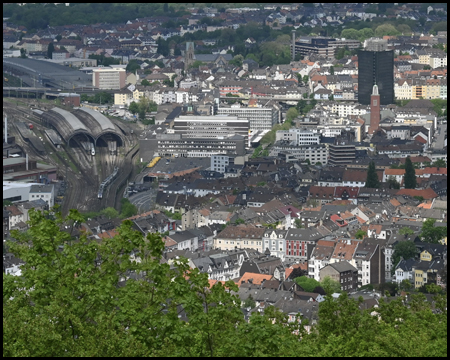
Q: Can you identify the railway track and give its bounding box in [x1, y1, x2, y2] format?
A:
[4, 100, 139, 215]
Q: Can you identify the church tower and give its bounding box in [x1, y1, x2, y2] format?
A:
[369, 84, 380, 135]
[185, 42, 195, 71]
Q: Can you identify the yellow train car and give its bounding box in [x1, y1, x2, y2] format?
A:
[147, 156, 161, 168]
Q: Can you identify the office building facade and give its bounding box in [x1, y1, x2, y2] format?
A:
[152, 134, 245, 158]
[358, 50, 394, 105]
[92, 67, 126, 90]
[216, 104, 279, 131]
[173, 115, 249, 143]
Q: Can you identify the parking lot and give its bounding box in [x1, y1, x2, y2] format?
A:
[134, 157, 212, 183]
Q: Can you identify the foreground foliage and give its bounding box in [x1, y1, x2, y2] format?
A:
[3, 210, 447, 357]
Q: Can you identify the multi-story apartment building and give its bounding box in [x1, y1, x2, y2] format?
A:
[308, 243, 335, 281]
[210, 154, 231, 173]
[263, 229, 288, 261]
[319, 261, 358, 292]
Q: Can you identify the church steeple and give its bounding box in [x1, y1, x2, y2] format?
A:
[185, 42, 195, 71]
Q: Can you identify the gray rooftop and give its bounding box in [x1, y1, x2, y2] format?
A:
[29, 184, 54, 193]
[51, 107, 87, 131]
[78, 107, 115, 131]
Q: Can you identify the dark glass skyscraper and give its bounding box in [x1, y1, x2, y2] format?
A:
[358, 50, 394, 105]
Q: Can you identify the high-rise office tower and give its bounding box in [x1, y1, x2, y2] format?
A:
[358, 49, 394, 105]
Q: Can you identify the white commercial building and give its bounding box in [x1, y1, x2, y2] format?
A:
[217, 103, 279, 131]
[92, 66, 126, 90]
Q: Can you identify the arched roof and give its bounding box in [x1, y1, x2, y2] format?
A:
[41, 107, 124, 146]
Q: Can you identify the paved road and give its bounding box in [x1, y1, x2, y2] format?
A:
[433, 124, 447, 149]
[129, 189, 157, 214]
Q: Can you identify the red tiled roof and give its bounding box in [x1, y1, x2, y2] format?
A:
[238, 272, 272, 286]
[384, 169, 405, 176]
[395, 188, 438, 200]
[390, 198, 401, 207]
[334, 186, 360, 198]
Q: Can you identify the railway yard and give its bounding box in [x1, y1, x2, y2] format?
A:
[3, 98, 140, 215]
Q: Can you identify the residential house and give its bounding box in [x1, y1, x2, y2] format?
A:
[214, 224, 265, 252]
[319, 261, 358, 292]
[163, 230, 198, 251]
[308, 240, 336, 281]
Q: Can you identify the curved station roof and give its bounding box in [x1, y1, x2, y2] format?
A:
[40, 107, 124, 146]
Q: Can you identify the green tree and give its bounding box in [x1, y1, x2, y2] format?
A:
[365, 161, 380, 188]
[355, 229, 367, 240]
[126, 59, 141, 73]
[3, 208, 248, 357]
[141, 79, 150, 86]
[374, 24, 400, 37]
[399, 278, 412, 292]
[387, 175, 401, 189]
[320, 276, 341, 294]
[120, 198, 137, 218]
[190, 60, 205, 69]
[294, 276, 320, 292]
[330, 66, 334, 75]
[128, 101, 139, 115]
[286, 107, 299, 122]
[431, 158, 446, 168]
[399, 227, 415, 236]
[100, 207, 119, 219]
[164, 210, 182, 220]
[392, 241, 417, 273]
[243, 294, 256, 309]
[20, 48, 27, 58]
[419, 218, 447, 244]
[294, 218, 303, 228]
[404, 157, 416, 189]
[229, 54, 244, 67]
[234, 218, 245, 225]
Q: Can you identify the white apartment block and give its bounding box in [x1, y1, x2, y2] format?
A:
[430, 55, 447, 69]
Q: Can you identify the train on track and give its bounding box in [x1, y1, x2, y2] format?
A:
[97, 166, 119, 199]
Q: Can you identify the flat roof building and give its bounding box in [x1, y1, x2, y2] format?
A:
[173, 115, 249, 143]
[216, 103, 279, 131]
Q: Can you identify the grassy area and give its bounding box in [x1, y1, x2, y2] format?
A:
[3, 72, 29, 87]
[3, 97, 29, 107]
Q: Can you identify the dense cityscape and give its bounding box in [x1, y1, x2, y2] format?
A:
[3, 3, 447, 357]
